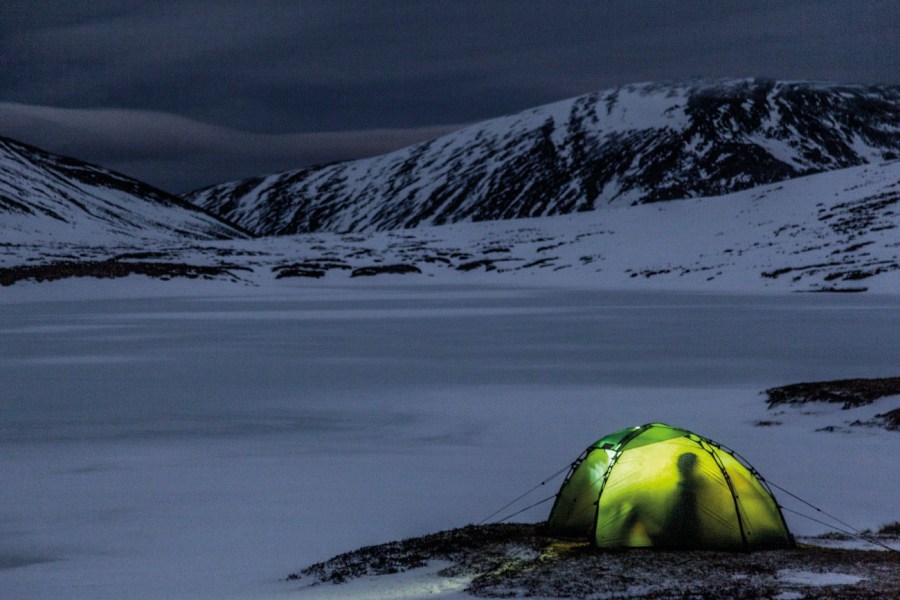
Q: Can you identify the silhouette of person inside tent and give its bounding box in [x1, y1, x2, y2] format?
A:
[618, 451, 702, 548]
[656, 452, 702, 548]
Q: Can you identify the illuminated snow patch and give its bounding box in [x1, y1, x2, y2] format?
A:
[778, 569, 865, 586]
[293, 561, 472, 599]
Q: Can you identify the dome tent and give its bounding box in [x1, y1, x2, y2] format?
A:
[547, 423, 793, 551]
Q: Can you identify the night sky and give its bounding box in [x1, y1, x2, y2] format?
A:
[2, 1, 897, 193]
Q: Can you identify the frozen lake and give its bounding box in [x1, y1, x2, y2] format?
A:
[1, 285, 898, 599]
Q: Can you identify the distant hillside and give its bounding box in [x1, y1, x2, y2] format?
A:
[0, 135, 248, 243]
[7, 160, 892, 293]
[186, 79, 900, 236]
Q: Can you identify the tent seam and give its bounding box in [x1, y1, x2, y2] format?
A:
[695, 437, 749, 551]
[589, 423, 655, 547]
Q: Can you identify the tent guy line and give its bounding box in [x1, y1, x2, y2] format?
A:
[494, 493, 559, 525]
[767, 482, 899, 553]
[479, 463, 572, 525]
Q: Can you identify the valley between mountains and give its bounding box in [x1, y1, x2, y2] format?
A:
[2, 79, 898, 293]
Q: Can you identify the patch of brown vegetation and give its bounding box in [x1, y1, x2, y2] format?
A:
[879, 522, 900, 536]
[849, 408, 900, 431]
[0, 260, 250, 286]
[273, 260, 352, 279]
[350, 263, 422, 277]
[765, 376, 900, 410]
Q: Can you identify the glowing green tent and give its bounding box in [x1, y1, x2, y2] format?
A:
[547, 423, 793, 551]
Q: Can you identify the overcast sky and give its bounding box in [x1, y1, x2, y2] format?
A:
[1, 1, 897, 193]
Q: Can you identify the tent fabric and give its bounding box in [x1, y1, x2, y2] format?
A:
[547, 423, 793, 551]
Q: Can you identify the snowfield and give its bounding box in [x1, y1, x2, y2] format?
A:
[3, 160, 900, 294]
[0, 283, 897, 599]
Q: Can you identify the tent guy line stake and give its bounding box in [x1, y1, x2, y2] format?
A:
[780, 507, 898, 552]
[479, 464, 571, 525]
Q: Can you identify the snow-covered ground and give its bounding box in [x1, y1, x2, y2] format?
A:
[1, 282, 897, 599]
[4, 160, 900, 293]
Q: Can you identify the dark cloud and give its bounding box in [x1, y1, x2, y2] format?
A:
[0, 103, 462, 192]
[1, 1, 897, 192]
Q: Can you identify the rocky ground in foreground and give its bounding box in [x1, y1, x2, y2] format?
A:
[291, 523, 899, 599]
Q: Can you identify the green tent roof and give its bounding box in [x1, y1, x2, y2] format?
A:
[548, 423, 792, 551]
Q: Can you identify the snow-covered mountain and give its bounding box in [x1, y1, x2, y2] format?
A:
[252, 160, 900, 292]
[0, 135, 248, 243]
[6, 160, 896, 293]
[186, 79, 900, 236]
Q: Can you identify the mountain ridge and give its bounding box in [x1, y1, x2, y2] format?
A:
[0, 134, 250, 243]
[185, 78, 900, 236]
